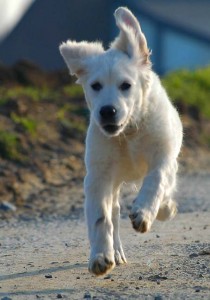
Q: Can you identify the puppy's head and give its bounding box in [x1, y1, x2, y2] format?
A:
[60, 7, 151, 137]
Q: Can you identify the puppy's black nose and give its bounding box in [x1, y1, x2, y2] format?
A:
[100, 105, 117, 121]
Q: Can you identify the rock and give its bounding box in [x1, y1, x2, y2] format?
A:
[45, 274, 52, 279]
[154, 296, 163, 300]
[189, 253, 199, 258]
[0, 201, 16, 212]
[84, 292, 91, 299]
[148, 274, 168, 282]
[199, 249, 210, 255]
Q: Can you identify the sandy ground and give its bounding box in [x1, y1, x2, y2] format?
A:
[0, 173, 210, 300]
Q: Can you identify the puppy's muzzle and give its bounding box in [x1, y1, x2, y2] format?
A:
[100, 105, 120, 134]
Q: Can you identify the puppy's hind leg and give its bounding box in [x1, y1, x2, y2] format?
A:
[112, 188, 127, 265]
[156, 199, 177, 221]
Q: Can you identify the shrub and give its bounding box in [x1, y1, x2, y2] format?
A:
[63, 84, 83, 98]
[11, 113, 37, 136]
[0, 131, 20, 160]
[162, 67, 210, 119]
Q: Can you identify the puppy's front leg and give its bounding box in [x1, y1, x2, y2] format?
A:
[130, 162, 173, 233]
[112, 189, 127, 265]
[84, 171, 115, 276]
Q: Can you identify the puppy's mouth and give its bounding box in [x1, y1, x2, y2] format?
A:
[103, 124, 121, 134]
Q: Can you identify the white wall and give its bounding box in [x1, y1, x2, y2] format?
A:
[0, 0, 35, 40]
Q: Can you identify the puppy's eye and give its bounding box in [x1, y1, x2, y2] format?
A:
[120, 82, 131, 91]
[91, 82, 103, 91]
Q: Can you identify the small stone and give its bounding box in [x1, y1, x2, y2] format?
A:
[57, 294, 63, 299]
[154, 296, 163, 300]
[45, 274, 52, 279]
[148, 275, 168, 282]
[84, 292, 91, 299]
[138, 276, 143, 280]
[156, 234, 160, 238]
[0, 201, 16, 212]
[76, 276, 80, 279]
[195, 289, 200, 292]
[199, 249, 210, 256]
[104, 275, 111, 279]
[135, 287, 140, 290]
[189, 253, 198, 258]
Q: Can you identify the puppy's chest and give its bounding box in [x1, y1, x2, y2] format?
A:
[116, 139, 148, 182]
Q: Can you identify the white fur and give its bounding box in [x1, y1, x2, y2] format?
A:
[59, 7, 183, 276]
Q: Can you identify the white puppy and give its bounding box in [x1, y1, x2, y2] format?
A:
[60, 7, 183, 276]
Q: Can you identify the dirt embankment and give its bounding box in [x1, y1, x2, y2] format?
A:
[0, 60, 210, 221]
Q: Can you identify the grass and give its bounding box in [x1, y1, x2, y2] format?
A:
[0, 86, 58, 103]
[11, 113, 37, 136]
[57, 102, 88, 139]
[162, 67, 210, 119]
[63, 84, 83, 98]
[60, 118, 86, 138]
[0, 131, 21, 160]
[57, 103, 88, 120]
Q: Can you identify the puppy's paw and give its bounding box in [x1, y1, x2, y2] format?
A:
[114, 246, 127, 265]
[88, 253, 115, 276]
[129, 209, 154, 233]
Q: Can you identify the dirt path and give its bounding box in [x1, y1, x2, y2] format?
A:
[0, 173, 210, 300]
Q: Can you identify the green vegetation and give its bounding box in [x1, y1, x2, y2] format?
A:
[0, 98, 9, 106]
[0, 86, 57, 102]
[63, 84, 83, 98]
[0, 131, 20, 160]
[162, 67, 210, 119]
[11, 113, 37, 136]
[57, 103, 79, 120]
[60, 118, 86, 138]
[57, 103, 87, 138]
[57, 103, 88, 120]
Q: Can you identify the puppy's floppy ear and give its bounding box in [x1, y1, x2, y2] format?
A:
[59, 41, 104, 77]
[111, 7, 151, 65]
